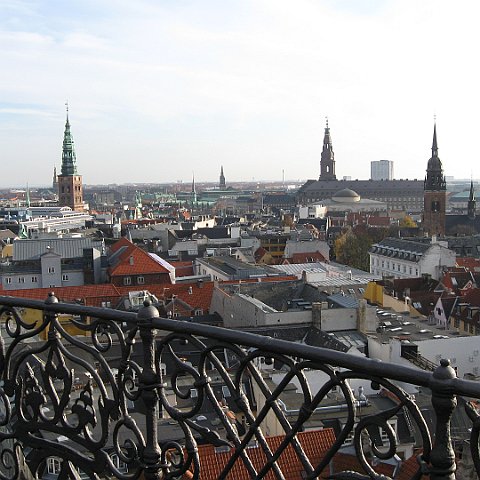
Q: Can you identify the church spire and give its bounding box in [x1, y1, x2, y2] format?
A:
[468, 179, 476, 220]
[26, 183, 31, 208]
[319, 117, 336, 181]
[191, 172, 197, 204]
[432, 122, 438, 158]
[423, 120, 447, 236]
[61, 102, 78, 176]
[52, 165, 58, 191]
[219, 165, 226, 189]
[424, 122, 446, 191]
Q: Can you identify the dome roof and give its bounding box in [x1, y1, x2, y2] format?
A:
[332, 188, 361, 203]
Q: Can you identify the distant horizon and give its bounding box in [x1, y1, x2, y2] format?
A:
[2, 176, 479, 192]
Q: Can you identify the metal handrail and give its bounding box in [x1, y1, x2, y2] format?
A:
[1, 293, 479, 480]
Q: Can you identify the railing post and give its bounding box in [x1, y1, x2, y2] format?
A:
[137, 300, 162, 480]
[45, 292, 59, 338]
[430, 359, 457, 480]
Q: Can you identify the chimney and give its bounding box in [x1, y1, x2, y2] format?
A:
[129, 256, 134, 265]
[197, 279, 204, 289]
[312, 302, 322, 329]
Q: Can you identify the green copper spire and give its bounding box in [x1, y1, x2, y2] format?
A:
[61, 103, 78, 176]
[26, 183, 31, 208]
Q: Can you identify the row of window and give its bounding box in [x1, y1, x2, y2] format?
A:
[47, 454, 126, 475]
[4, 274, 69, 284]
[370, 257, 419, 276]
[123, 276, 145, 285]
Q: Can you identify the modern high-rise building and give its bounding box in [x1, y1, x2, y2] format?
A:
[57, 106, 83, 211]
[371, 160, 394, 180]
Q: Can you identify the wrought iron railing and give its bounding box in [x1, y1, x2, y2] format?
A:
[1, 293, 480, 479]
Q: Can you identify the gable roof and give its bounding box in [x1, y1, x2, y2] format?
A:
[0, 284, 122, 307]
[108, 238, 172, 277]
[290, 251, 328, 264]
[2, 280, 215, 312]
[184, 429, 336, 480]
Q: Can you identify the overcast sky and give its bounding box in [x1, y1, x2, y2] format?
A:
[1, 0, 479, 187]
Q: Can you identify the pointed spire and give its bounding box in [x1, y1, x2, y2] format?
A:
[26, 183, 31, 208]
[60, 104, 78, 176]
[191, 172, 197, 204]
[52, 165, 58, 190]
[432, 121, 438, 158]
[319, 116, 336, 180]
[424, 120, 446, 191]
[219, 165, 226, 189]
[323, 116, 332, 149]
[468, 179, 476, 220]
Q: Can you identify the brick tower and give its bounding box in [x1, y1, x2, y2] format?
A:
[423, 123, 446, 236]
[57, 105, 83, 211]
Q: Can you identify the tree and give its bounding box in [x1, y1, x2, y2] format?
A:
[399, 215, 417, 228]
[334, 229, 373, 271]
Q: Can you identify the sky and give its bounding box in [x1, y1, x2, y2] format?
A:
[1, 0, 480, 187]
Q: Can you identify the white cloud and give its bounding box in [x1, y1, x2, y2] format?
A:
[1, 0, 480, 186]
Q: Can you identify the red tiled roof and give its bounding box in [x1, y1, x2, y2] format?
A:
[457, 257, 480, 271]
[184, 429, 336, 480]
[290, 251, 328, 264]
[0, 284, 122, 307]
[2, 280, 215, 313]
[109, 238, 171, 277]
[169, 261, 194, 277]
[462, 287, 480, 306]
[117, 281, 215, 313]
[330, 450, 425, 480]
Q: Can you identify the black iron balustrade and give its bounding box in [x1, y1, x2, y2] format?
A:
[1, 294, 480, 479]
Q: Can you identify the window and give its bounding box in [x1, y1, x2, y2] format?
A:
[110, 454, 128, 474]
[221, 385, 231, 398]
[123, 277, 132, 285]
[62, 274, 69, 281]
[5, 277, 11, 284]
[31, 276, 38, 283]
[18, 277, 25, 283]
[194, 309, 203, 316]
[48, 266, 55, 274]
[137, 276, 145, 284]
[101, 301, 111, 308]
[47, 457, 61, 475]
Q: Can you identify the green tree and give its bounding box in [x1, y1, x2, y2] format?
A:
[399, 215, 417, 228]
[335, 229, 373, 271]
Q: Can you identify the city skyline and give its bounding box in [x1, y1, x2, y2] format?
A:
[2, 0, 480, 187]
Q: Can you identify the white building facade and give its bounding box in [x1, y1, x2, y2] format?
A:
[369, 238, 456, 280]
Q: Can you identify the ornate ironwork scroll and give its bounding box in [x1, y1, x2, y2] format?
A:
[1, 294, 480, 479]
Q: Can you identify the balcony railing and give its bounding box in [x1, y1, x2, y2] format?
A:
[1, 293, 480, 479]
